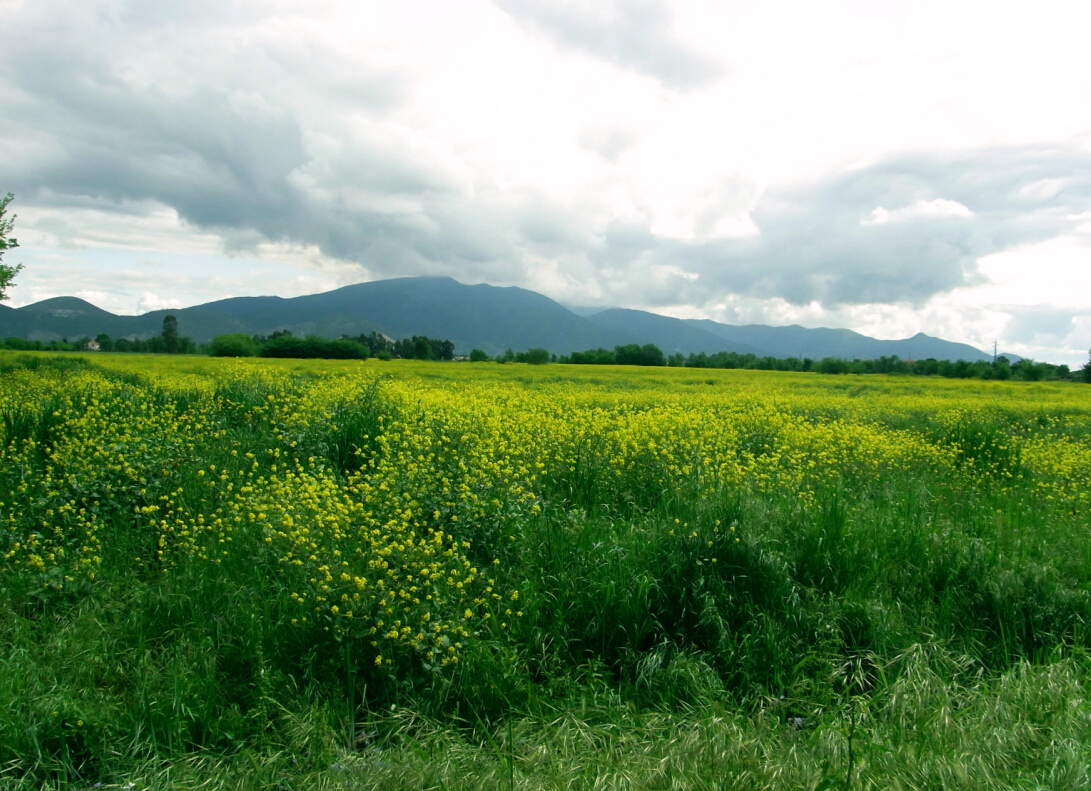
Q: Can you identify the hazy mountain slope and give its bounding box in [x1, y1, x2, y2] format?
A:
[584, 308, 770, 356]
[0, 278, 1000, 362]
[685, 319, 992, 362]
[0, 278, 620, 355]
[0, 298, 273, 342]
[262, 277, 620, 355]
[0, 297, 154, 341]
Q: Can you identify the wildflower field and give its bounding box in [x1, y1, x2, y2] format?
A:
[3, 351, 1091, 790]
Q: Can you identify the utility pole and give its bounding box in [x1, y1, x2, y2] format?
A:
[993, 340, 997, 364]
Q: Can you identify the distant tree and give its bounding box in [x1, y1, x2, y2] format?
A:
[211, 333, 258, 357]
[251, 329, 293, 347]
[364, 331, 393, 356]
[1012, 358, 1045, 382]
[614, 343, 665, 366]
[817, 357, 850, 374]
[393, 335, 452, 360]
[0, 193, 23, 302]
[469, 349, 489, 362]
[162, 315, 180, 354]
[522, 347, 550, 365]
[95, 333, 114, 352]
[567, 347, 615, 365]
[1082, 350, 1091, 383]
[342, 331, 393, 358]
[412, 336, 432, 360]
[260, 334, 367, 360]
[433, 339, 455, 361]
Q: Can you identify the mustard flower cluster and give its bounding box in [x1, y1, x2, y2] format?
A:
[4, 353, 1091, 670]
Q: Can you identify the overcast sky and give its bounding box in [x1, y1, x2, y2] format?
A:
[2, 0, 1091, 364]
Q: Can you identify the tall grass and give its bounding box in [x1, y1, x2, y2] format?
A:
[1, 353, 1090, 788]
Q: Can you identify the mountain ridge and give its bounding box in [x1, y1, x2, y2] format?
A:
[0, 276, 996, 362]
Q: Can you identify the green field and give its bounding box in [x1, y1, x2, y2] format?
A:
[2, 351, 1091, 789]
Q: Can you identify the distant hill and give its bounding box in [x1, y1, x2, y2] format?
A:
[0, 297, 164, 342]
[683, 320, 994, 363]
[584, 309, 769, 356]
[0, 278, 621, 355]
[187, 278, 620, 354]
[0, 276, 995, 362]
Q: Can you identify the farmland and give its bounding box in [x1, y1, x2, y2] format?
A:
[2, 352, 1091, 789]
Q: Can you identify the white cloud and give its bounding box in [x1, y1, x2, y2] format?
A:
[652, 264, 699, 282]
[137, 292, 182, 313]
[864, 199, 974, 226]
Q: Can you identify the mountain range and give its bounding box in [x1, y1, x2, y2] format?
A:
[0, 276, 1000, 362]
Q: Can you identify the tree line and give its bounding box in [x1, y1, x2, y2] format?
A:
[5, 319, 1091, 382]
[210, 330, 455, 360]
[2, 316, 197, 354]
[813, 354, 1075, 381]
[6, 325, 1091, 382]
[559, 344, 1088, 381]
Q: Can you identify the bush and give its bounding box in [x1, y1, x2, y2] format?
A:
[469, 349, 490, 362]
[210, 333, 258, 357]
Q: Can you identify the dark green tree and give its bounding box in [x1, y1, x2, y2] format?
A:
[817, 357, 850, 374]
[211, 333, 258, 357]
[343, 331, 392, 357]
[0, 193, 23, 301]
[1012, 358, 1044, 381]
[614, 343, 665, 366]
[521, 347, 550, 365]
[161, 314, 180, 354]
[469, 349, 489, 362]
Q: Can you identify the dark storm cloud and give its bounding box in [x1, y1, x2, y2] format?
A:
[496, 0, 724, 91]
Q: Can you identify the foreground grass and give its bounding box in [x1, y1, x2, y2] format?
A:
[2, 352, 1091, 789]
[20, 657, 1088, 791]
